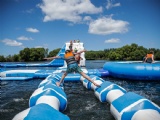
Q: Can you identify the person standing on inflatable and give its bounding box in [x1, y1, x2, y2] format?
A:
[44, 41, 100, 87]
[144, 51, 155, 63]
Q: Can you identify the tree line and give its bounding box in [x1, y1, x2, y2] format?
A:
[0, 43, 160, 62]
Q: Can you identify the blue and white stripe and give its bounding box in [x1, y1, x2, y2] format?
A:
[29, 84, 67, 111]
[13, 73, 69, 120]
[13, 103, 70, 120]
[110, 92, 160, 120]
[94, 81, 126, 103]
[11, 66, 160, 120]
[82, 75, 104, 90]
[81, 75, 160, 120]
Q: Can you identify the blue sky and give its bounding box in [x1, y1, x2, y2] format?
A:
[1, 0, 160, 56]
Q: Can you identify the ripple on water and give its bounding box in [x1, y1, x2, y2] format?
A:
[13, 98, 24, 102]
[63, 82, 115, 120]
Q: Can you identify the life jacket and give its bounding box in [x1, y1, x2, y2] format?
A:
[146, 54, 153, 63]
[64, 51, 77, 65]
[146, 54, 153, 58]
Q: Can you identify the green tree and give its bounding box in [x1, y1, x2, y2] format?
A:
[6, 55, 13, 62]
[48, 48, 61, 57]
[1, 43, 159, 62]
[19, 48, 30, 61]
[155, 50, 160, 60]
[85, 51, 96, 60]
[0, 55, 6, 62]
[13, 54, 20, 62]
[29, 48, 45, 61]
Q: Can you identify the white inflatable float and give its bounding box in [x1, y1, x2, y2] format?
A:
[82, 75, 160, 120]
[13, 74, 69, 120]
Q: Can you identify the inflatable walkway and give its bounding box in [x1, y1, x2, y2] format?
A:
[13, 74, 70, 120]
[13, 73, 160, 120]
[0, 67, 109, 81]
[82, 75, 160, 120]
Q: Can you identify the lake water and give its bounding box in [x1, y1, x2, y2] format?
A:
[1, 60, 160, 120]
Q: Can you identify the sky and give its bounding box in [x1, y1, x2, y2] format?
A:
[0, 0, 160, 56]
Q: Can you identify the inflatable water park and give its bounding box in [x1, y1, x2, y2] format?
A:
[0, 41, 160, 120]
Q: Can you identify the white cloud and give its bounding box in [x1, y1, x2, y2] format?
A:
[83, 16, 93, 24]
[105, 38, 120, 43]
[34, 43, 48, 49]
[1, 38, 23, 46]
[34, 46, 43, 48]
[88, 16, 129, 35]
[17, 36, 33, 40]
[34, 44, 48, 49]
[26, 28, 39, 33]
[38, 0, 102, 23]
[106, 0, 121, 10]
[83, 16, 92, 21]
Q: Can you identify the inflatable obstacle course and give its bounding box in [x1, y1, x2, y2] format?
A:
[13, 74, 160, 120]
[13, 74, 69, 120]
[82, 76, 160, 120]
[0, 67, 109, 80]
[3, 41, 160, 119]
